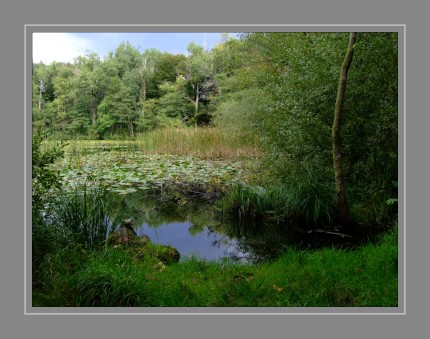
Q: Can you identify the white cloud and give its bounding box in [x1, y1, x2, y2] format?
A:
[32, 33, 92, 64]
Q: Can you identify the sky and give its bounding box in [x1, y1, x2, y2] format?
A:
[32, 32, 237, 64]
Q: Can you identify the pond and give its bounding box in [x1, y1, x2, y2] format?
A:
[107, 190, 293, 264]
[50, 143, 295, 263]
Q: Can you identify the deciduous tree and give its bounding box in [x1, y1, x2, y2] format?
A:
[332, 32, 357, 226]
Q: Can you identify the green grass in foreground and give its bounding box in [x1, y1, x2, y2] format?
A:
[33, 225, 398, 307]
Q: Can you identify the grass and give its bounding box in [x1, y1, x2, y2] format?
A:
[219, 174, 337, 229]
[50, 183, 115, 248]
[43, 126, 261, 161]
[135, 126, 261, 159]
[33, 224, 398, 307]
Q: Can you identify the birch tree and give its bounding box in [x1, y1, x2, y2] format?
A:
[332, 32, 357, 226]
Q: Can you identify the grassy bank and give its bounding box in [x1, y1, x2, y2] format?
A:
[33, 224, 397, 307]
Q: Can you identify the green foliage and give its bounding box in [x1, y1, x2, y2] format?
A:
[32, 129, 67, 273]
[221, 168, 336, 228]
[212, 32, 398, 224]
[213, 87, 263, 138]
[32, 129, 65, 223]
[150, 53, 187, 98]
[51, 183, 115, 249]
[135, 98, 160, 132]
[32, 33, 399, 308]
[157, 76, 193, 120]
[51, 141, 247, 194]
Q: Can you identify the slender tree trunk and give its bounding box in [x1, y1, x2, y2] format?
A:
[195, 83, 199, 114]
[332, 32, 357, 225]
[38, 93, 42, 112]
[38, 79, 46, 117]
[91, 95, 97, 126]
[129, 117, 134, 138]
[141, 81, 146, 117]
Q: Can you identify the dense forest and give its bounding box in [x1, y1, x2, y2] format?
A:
[32, 32, 398, 307]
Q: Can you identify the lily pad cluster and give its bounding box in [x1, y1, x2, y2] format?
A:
[52, 150, 247, 194]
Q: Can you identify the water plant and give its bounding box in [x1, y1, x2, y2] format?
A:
[50, 147, 248, 195]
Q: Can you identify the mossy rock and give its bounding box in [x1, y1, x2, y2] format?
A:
[108, 227, 180, 265]
[157, 245, 180, 264]
[134, 234, 151, 247]
[107, 227, 138, 246]
[107, 226, 151, 247]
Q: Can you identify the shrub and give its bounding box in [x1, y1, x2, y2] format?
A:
[32, 129, 66, 268]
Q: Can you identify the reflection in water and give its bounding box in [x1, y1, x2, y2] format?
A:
[106, 190, 292, 263]
[135, 221, 251, 262]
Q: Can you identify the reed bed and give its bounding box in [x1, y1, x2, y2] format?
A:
[42, 127, 261, 161]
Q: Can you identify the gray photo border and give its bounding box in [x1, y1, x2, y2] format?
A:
[4, 0, 429, 337]
[25, 24, 405, 315]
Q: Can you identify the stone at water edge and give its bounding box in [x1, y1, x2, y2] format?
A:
[107, 218, 151, 246]
[157, 245, 180, 264]
[123, 218, 137, 235]
[106, 218, 181, 264]
[107, 227, 138, 246]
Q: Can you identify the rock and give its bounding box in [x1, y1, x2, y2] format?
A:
[107, 222, 180, 265]
[123, 218, 137, 235]
[134, 234, 151, 247]
[157, 245, 180, 264]
[107, 227, 138, 245]
[107, 220, 150, 246]
[123, 218, 135, 226]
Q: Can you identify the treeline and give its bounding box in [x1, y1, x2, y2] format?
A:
[32, 32, 398, 223]
[32, 35, 238, 139]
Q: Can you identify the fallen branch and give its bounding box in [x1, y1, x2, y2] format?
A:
[308, 228, 354, 238]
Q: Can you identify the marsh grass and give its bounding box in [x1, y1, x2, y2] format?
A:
[220, 171, 337, 228]
[135, 127, 260, 159]
[32, 225, 398, 307]
[44, 127, 261, 161]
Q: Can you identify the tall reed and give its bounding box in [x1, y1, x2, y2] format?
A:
[52, 183, 115, 249]
[135, 126, 260, 159]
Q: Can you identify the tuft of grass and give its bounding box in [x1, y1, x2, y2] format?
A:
[50, 182, 115, 249]
[220, 170, 337, 228]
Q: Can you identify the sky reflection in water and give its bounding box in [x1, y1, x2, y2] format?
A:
[135, 221, 248, 262]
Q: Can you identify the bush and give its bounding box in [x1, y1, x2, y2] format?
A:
[32, 129, 66, 268]
[32, 129, 65, 223]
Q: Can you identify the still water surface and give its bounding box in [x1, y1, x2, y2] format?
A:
[109, 191, 292, 263]
[136, 221, 249, 262]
